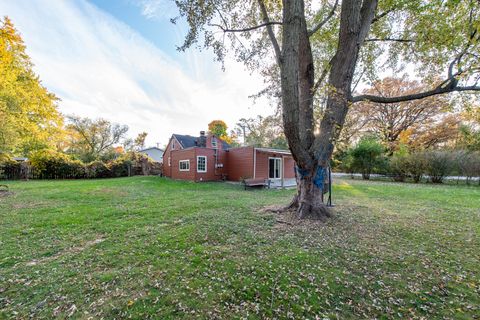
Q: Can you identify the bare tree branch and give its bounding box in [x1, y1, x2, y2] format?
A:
[312, 59, 332, 94]
[449, 29, 478, 78]
[308, 0, 339, 37]
[351, 69, 365, 92]
[257, 0, 282, 65]
[209, 21, 282, 33]
[371, 8, 394, 23]
[365, 37, 414, 43]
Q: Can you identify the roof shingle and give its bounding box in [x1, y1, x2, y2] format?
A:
[172, 134, 230, 149]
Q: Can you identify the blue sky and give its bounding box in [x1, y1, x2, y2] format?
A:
[0, 0, 272, 146]
[90, 0, 181, 56]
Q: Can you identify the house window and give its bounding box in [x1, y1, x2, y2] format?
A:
[197, 156, 207, 173]
[172, 140, 176, 150]
[179, 160, 190, 171]
[168, 157, 171, 166]
[269, 158, 282, 179]
[211, 137, 217, 149]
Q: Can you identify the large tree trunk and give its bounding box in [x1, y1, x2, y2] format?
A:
[281, 0, 326, 219]
[295, 168, 331, 220]
[280, 0, 377, 220]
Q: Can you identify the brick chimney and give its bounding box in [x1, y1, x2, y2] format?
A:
[198, 131, 207, 147]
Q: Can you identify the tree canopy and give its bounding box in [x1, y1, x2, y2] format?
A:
[234, 115, 287, 148]
[174, 0, 480, 102]
[65, 115, 129, 163]
[208, 119, 236, 143]
[349, 77, 453, 153]
[0, 16, 63, 157]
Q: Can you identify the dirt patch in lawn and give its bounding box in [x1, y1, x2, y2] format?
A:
[26, 237, 105, 266]
[0, 185, 13, 198]
[88, 188, 128, 197]
[0, 190, 14, 198]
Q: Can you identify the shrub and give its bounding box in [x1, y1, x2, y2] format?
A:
[389, 155, 409, 182]
[86, 161, 110, 178]
[404, 152, 427, 183]
[1, 150, 161, 180]
[0, 152, 12, 163]
[64, 159, 86, 179]
[346, 137, 386, 180]
[455, 150, 480, 185]
[150, 161, 163, 176]
[423, 150, 454, 183]
[29, 150, 85, 179]
[113, 151, 155, 176]
[388, 146, 411, 182]
[0, 159, 22, 180]
[108, 158, 132, 177]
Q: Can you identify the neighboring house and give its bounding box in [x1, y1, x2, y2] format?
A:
[163, 131, 296, 186]
[139, 147, 164, 163]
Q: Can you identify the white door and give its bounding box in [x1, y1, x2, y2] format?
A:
[268, 157, 282, 179]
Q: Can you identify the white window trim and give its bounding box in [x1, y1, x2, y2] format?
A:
[211, 137, 218, 149]
[172, 140, 176, 150]
[179, 160, 190, 171]
[268, 157, 282, 179]
[197, 156, 207, 173]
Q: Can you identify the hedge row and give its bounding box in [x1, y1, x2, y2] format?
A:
[0, 150, 162, 180]
[340, 136, 480, 184]
[388, 150, 480, 184]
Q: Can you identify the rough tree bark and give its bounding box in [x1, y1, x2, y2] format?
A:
[279, 0, 377, 220]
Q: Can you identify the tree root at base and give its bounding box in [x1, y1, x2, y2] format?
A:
[264, 195, 333, 222]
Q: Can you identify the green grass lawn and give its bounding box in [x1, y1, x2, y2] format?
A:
[0, 177, 479, 319]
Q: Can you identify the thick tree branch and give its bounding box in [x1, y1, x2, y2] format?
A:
[308, 0, 339, 37]
[358, 0, 379, 43]
[352, 80, 480, 104]
[257, 0, 282, 65]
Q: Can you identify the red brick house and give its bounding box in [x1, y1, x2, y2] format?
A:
[163, 131, 296, 186]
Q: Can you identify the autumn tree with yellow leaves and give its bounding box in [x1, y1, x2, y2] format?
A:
[208, 120, 235, 144]
[0, 16, 63, 158]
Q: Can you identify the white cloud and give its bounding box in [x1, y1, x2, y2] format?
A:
[0, 0, 273, 147]
[133, 0, 177, 20]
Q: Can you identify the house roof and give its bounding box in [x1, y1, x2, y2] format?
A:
[139, 147, 164, 153]
[172, 134, 230, 150]
[172, 134, 198, 148]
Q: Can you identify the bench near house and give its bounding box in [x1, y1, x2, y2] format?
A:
[162, 131, 296, 187]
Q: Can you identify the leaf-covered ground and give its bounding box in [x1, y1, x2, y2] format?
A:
[0, 177, 479, 319]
